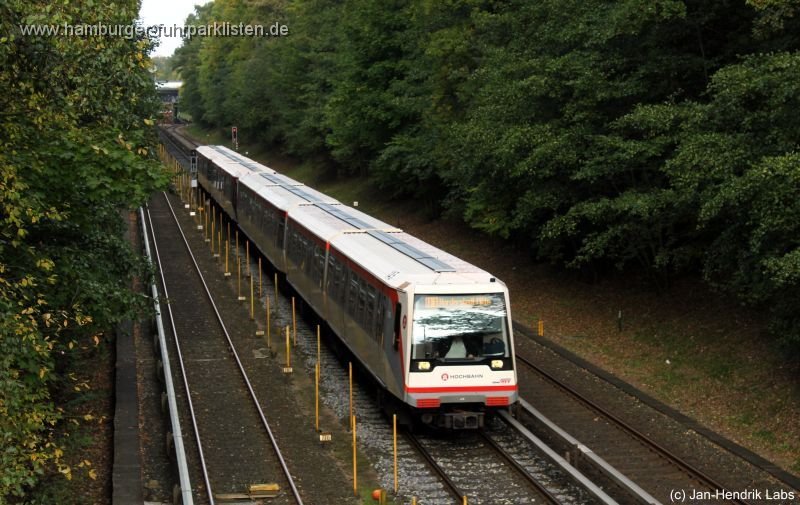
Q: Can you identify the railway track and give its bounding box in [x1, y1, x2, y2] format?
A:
[402, 429, 563, 505]
[144, 191, 303, 505]
[513, 350, 756, 505]
[159, 124, 197, 165]
[477, 430, 566, 504]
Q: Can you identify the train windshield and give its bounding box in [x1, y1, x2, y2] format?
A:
[411, 294, 509, 360]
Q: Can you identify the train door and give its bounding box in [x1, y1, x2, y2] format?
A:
[382, 291, 406, 401]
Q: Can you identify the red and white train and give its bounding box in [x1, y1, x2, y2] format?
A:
[195, 144, 518, 429]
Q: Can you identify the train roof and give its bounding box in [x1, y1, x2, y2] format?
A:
[290, 203, 398, 239]
[239, 170, 303, 191]
[331, 230, 499, 290]
[197, 145, 272, 178]
[194, 146, 505, 292]
[287, 200, 500, 290]
[248, 183, 339, 212]
[209, 145, 273, 172]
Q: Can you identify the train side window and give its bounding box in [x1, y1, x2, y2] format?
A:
[288, 228, 302, 265]
[268, 207, 275, 236]
[301, 236, 311, 271]
[314, 248, 325, 287]
[337, 263, 347, 304]
[348, 275, 359, 317]
[303, 242, 313, 275]
[375, 295, 389, 344]
[261, 209, 273, 237]
[309, 246, 321, 284]
[357, 278, 367, 327]
[365, 287, 376, 339]
[326, 255, 336, 295]
[393, 302, 402, 351]
[316, 248, 325, 285]
[301, 236, 307, 265]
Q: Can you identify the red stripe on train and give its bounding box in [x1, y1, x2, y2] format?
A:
[406, 385, 518, 393]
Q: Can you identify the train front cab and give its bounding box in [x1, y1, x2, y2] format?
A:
[403, 285, 518, 429]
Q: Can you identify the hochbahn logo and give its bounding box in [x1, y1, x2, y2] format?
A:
[441, 373, 483, 381]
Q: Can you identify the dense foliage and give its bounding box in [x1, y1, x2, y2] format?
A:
[0, 0, 167, 500]
[175, 0, 800, 354]
[151, 55, 180, 81]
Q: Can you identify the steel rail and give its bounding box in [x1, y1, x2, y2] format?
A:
[159, 126, 197, 167]
[144, 205, 214, 505]
[140, 206, 200, 505]
[515, 353, 753, 505]
[516, 398, 660, 504]
[477, 430, 562, 504]
[402, 431, 465, 504]
[161, 191, 305, 505]
[497, 411, 619, 504]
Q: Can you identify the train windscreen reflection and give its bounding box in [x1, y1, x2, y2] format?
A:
[411, 294, 509, 360]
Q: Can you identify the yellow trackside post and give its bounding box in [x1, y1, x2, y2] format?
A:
[246, 240, 250, 277]
[285, 326, 291, 368]
[235, 230, 239, 260]
[227, 222, 231, 252]
[258, 258, 262, 298]
[317, 326, 322, 432]
[274, 273, 279, 306]
[237, 256, 242, 298]
[225, 240, 230, 276]
[211, 220, 215, 252]
[349, 362, 354, 431]
[352, 416, 357, 496]
[218, 230, 222, 256]
[250, 275, 254, 320]
[315, 362, 320, 432]
[538, 319, 544, 337]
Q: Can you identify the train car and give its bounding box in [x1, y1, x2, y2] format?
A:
[236, 173, 338, 274]
[196, 145, 269, 218]
[285, 203, 399, 333]
[284, 206, 516, 429]
[190, 141, 518, 429]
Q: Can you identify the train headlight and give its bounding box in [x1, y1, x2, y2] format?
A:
[491, 360, 504, 369]
[417, 361, 431, 371]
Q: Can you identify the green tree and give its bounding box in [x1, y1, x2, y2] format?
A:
[1, 0, 168, 498]
[151, 55, 179, 81]
[173, 3, 214, 125]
